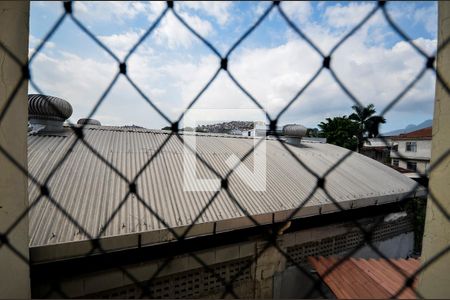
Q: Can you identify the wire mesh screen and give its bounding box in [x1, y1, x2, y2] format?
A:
[1, 1, 450, 299]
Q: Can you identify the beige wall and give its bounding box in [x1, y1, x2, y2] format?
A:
[33, 214, 414, 298]
[393, 159, 429, 174]
[391, 139, 432, 161]
[418, 2, 450, 298]
[391, 139, 432, 174]
[0, 1, 30, 298]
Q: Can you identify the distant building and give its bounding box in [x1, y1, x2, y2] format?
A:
[390, 127, 432, 176]
[229, 129, 243, 135]
[241, 122, 272, 137]
[360, 137, 394, 164]
[196, 121, 254, 134]
[241, 128, 256, 137]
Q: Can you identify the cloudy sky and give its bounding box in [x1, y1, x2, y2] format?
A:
[29, 1, 437, 132]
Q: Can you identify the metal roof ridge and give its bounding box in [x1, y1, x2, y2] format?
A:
[63, 124, 278, 140]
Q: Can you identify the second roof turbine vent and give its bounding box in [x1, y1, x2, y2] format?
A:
[282, 124, 307, 146]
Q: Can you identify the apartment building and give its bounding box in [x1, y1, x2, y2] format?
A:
[390, 127, 432, 175]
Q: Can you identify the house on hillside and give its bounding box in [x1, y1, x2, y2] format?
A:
[241, 121, 272, 137]
[390, 127, 432, 176]
[27, 95, 427, 298]
[229, 129, 243, 135]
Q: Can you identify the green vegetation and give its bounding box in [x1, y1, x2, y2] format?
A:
[348, 104, 386, 151]
[317, 104, 385, 151]
[318, 116, 359, 151]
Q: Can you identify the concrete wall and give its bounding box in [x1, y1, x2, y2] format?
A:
[33, 242, 258, 298]
[418, 2, 450, 297]
[350, 232, 414, 259]
[391, 139, 432, 161]
[32, 214, 415, 299]
[274, 266, 329, 299]
[393, 158, 429, 174]
[0, 1, 30, 298]
[391, 139, 432, 173]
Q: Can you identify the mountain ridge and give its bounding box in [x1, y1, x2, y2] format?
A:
[383, 119, 432, 136]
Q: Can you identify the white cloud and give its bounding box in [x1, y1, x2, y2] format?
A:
[98, 29, 149, 60]
[180, 1, 233, 26]
[153, 11, 214, 49]
[145, 1, 167, 22]
[413, 5, 437, 35]
[74, 1, 216, 51]
[94, 114, 122, 125]
[29, 51, 116, 123]
[35, 44, 433, 127]
[29, 50, 171, 127]
[161, 20, 436, 128]
[29, 2, 437, 131]
[281, 1, 312, 24]
[389, 3, 437, 36]
[74, 1, 149, 23]
[28, 35, 56, 57]
[332, 36, 436, 111]
[254, 2, 270, 18]
[324, 2, 375, 28]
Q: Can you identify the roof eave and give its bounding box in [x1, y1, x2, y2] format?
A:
[29, 188, 426, 264]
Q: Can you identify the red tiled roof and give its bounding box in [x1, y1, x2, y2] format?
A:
[393, 127, 432, 140]
[308, 256, 420, 299]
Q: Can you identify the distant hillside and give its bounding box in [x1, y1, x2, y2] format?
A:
[196, 121, 255, 133]
[383, 119, 432, 136]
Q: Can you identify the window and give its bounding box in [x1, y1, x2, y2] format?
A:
[405, 141, 417, 152]
[406, 161, 417, 171]
[393, 159, 399, 167]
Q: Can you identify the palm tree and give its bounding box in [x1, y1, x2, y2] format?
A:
[349, 104, 386, 152]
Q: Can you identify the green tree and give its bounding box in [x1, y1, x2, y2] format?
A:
[348, 104, 386, 152]
[318, 116, 359, 151]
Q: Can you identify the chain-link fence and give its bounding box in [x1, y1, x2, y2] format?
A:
[1, 1, 449, 298]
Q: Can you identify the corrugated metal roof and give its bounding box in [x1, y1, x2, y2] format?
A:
[308, 256, 420, 299]
[27, 126, 424, 262]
